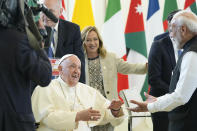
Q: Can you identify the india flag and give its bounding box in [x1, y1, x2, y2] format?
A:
[72, 0, 95, 30]
[184, 0, 197, 14]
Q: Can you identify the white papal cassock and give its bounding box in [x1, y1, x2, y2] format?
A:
[32, 77, 125, 131]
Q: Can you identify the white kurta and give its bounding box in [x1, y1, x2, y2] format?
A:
[32, 77, 124, 131]
[148, 52, 197, 112]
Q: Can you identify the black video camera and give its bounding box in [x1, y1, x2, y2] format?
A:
[0, 0, 19, 28]
[30, 0, 58, 41]
[0, 0, 58, 28]
[0, 0, 58, 50]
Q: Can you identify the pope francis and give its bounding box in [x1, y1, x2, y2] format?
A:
[32, 54, 125, 131]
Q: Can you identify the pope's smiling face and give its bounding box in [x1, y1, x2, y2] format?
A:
[59, 55, 81, 86]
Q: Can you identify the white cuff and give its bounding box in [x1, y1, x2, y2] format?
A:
[147, 103, 155, 113]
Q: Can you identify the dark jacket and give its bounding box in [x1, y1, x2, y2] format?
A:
[148, 33, 176, 131]
[45, 19, 85, 83]
[0, 28, 52, 131]
[148, 35, 176, 97]
[154, 32, 169, 41]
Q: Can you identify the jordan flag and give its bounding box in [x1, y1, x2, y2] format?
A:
[125, 0, 148, 101]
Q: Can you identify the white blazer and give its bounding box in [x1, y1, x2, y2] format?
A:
[85, 52, 147, 100]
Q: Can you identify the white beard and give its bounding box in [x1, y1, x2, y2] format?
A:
[170, 37, 181, 49]
[173, 39, 181, 49]
[170, 33, 182, 49]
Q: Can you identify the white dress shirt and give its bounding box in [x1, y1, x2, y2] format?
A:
[148, 51, 197, 113]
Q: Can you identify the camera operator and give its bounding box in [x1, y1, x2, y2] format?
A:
[0, 0, 52, 131]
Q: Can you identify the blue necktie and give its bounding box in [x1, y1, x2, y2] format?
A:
[178, 50, 182, 57]
[48, 29, 56, 58]
[48, 47, 53, 58]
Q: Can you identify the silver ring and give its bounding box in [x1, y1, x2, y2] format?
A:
[91, 116, 94, 120]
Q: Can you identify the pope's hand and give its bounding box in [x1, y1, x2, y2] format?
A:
[108, 100, 124, 110]
[75, 107, 101, 122]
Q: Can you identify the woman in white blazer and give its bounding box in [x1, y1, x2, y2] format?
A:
[81, 26, 147, 131]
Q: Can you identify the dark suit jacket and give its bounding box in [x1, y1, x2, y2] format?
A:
[154, 32, 169, 41]
[45, 19, 85, 83]
[0, 28, 52, 131]
[148, 34, 176, 97]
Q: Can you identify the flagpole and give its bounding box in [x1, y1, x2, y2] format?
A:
[119, 91, 132, 131]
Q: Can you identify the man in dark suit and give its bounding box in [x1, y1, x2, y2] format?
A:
[154, 32, 169, 41]
[43, 0, 85, 83]
[0, 10, 52, 131]
[148, 10, 180, 131]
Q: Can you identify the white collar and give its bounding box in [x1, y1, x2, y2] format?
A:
[57, 77, 76, 92]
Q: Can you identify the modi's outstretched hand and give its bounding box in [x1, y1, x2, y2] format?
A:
[127, 92, 157, 112]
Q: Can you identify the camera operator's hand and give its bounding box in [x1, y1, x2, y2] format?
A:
[40, 42, 44, 48]
[75, 107, 101, 122]
[37, 18, 48, 48]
